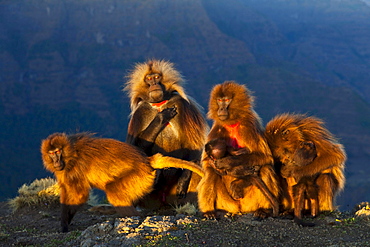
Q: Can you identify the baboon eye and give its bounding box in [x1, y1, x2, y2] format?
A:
[154, 75, 160, 79]
[282, 129, 290, 135]
[55, 150, 61, 154]
[147, 76, 152, 80]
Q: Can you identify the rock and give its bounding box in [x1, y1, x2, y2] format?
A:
[74, 215, 199, 246]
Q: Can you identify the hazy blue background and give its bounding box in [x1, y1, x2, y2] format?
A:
[1, 0, 370, 210]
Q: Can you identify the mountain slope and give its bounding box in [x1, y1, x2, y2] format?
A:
[0, 0, 369, 208]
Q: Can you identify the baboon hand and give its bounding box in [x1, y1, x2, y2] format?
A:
[203, 211, 217, 220]
[281, 164, 294, 178]
[230, 180, 245, 200]
[158, 106, 177, 123]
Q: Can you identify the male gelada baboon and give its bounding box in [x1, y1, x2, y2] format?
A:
[124, 59, 208, 208]
[198, 81, 279, 219]
[264, 113, 346, 218]
[41, 132, 204, 232]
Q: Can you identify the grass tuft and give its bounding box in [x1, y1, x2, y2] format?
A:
[8, 178, 60, 212]
[173, 202, 198, 216]
[8, 177, 99, 212]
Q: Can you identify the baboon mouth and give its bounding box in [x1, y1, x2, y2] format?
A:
[149, 90, 164, 102]
[54, 163, 65, 171]
[218, 115, 228, 121]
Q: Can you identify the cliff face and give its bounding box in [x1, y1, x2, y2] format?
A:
[0, 0, 369, 207]
[0, 0, 254, 115]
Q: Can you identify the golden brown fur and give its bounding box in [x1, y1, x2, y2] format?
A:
[264, 113, 346, 213]
[41, 132, 204, 232]
[125, 59, 188, 109]
[197, 81, 279, 219]
[284, 141, 319, 226]
[124, 59, 208, 209]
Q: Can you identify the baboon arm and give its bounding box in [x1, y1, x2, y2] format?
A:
[197, 167, 219, 215]
[292, 184, 306, 220]
[289, 153, 341, 180]
[215, 156, 245, 169]
[215, 151, 272, 168]
[176, 170, 192, 198]
[225, 164, 256, 178]
[250, 176, 279, 217]
[216, 154, 271, 178]
[245, 152, 274, 167]
[127, 107, 177, 154]
[59, 184, 89, 232]
[59, 183, 89, 206]
[292, 183, 316, 227]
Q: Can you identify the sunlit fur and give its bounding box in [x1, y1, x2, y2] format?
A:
[265, 113, 346, 212]
[125, 59, 188, 110]
[124, 59, 208, 208]
[41, 132, 205, 232]
[207, 81, 260, 126]
[124, 59, 207, 151]
[198, 81, 279, 217]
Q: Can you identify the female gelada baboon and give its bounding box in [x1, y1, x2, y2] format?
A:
[264, 113, 346, 216]
[124, 59, 208, 208]
[198, 81, 279, 219]
[41, 132, 204, 232]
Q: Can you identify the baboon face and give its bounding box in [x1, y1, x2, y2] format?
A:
[145, 73, 165, 103]
[266, 125, 302, 159]
[208, 81, 254, 125]
[125, 59, 190, 109]
[293, 141, 317, 166]
[216, 97, 232, 121]
[48, 148, 65, 171]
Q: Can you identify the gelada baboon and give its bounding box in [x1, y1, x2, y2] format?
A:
[41, 132, 204, 232]
[285, 141, 319, 226]
[205, 138, 253, 176]
[264, 113, 346, 216]
[124, 59, 208, 208]
[198, 81, 279, 219]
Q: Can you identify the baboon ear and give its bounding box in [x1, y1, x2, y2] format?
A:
[282, 129, 290, 135]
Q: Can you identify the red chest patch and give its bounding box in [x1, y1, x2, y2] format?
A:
[224, 123, 243, 149]
[150, 100, 171, 127]
[150, 100, 168, 110]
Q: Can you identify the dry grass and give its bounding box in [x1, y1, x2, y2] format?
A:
[173, 202, 197, 215]
[8, 177, 99, 212]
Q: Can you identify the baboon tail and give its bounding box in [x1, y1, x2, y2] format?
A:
[149, 153, 204, 177]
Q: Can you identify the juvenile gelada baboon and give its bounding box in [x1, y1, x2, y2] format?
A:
[124, 59, 208, 209]
[198, 81, 279, 219]
[285, 141, 319, 226]
[264, 113, 346, 218]
[41, 132, 204, 232]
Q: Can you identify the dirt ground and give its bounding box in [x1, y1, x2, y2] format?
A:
[1, 201, 370, 247]
[0, 202, 370, 246]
